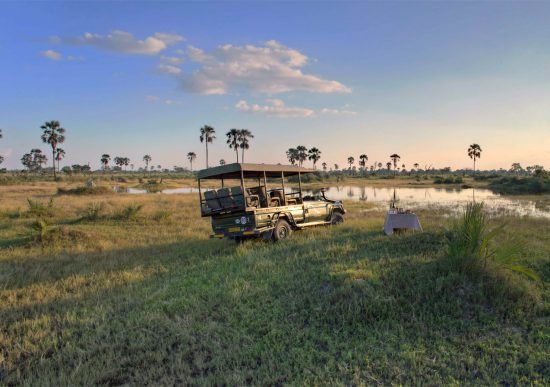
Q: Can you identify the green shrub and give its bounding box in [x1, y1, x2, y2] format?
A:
[115, 203, 144, 220]
[152, 210, 171, 222]
[488, 176, 550, 195]
[30, 218, 49, 243]
[446, 202, 539, 280]
[27, 198, 55, 217]
[81, 202, 104, 221]
[434, 176, 464, 184]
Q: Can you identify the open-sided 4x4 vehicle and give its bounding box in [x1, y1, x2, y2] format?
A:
[198, 163, 346, 241]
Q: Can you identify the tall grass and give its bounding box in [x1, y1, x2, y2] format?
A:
[27, 197, 55, 217]
[446, 202, 539, 280]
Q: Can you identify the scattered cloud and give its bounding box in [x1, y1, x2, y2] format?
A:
[146, 95, 182, 105]
[158, 63, 182, 75]
[236, 99, 358, 118]
[320, 108, 357, 115]
[67, 55, 84, 61]
[182, 40, 351, 95]
[41, 49, 61, 60]
[160, 55, 184, 64]
[65, 30, 184, 55]
[235, 99, 315, 118]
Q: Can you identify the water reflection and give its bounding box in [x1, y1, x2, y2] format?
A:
[301, 186, 550, 219]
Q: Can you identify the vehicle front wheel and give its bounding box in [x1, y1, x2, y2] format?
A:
[330, 212, 344, 225]
[272, 219, 292, 241]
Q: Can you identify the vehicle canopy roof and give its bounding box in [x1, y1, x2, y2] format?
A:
[197, 163, 315, 180]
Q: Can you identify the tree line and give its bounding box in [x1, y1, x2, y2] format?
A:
[1, 121, 545, 177]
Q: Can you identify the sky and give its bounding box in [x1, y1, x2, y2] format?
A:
[1, 1, 549, 171]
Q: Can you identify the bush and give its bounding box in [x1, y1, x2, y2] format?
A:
[115, 203, 144, 220]
[57, 186, 113, 195]
[488, 176, 550, 195]
[27, 198, 55, 217]
[445, 202, 539, 281]
[81, 202, 104, 221]
[434, 176, 463, 184]
[152, 210, 171, 222]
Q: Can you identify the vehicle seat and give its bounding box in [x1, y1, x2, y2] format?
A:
[247, 187, 267, 207]
[217, 188, 235, 208]
[269, 190, 284, 206]
[232, 186, 259, 208]
[204, 190, 221, 211]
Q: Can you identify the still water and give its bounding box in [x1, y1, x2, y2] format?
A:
[305, 186, 550, 218]
[121, 185, 549, 218]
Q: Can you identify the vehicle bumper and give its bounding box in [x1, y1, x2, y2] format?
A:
[210, 226, 274, 239]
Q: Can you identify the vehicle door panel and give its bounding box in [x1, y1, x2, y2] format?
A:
[305, 201, 330, 222]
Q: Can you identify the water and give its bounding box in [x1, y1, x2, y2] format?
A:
[119, 187, 200, 195]
[302, 186, 550, 218]
[119, 185, 550, 218]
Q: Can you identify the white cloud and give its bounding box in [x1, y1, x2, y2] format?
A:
[182, 40, 351, 95]
[158, 63, 182, 75]
[146, 95, 182, 105]
[66, 30, 184, 55]
[160, 55, 184, 64]
[41, 49, 61, 60]
[67, 55, 84, 61]
[320, 108, 357, 115]
[236, 99, 359, 118]
[235, 99, 315, 118]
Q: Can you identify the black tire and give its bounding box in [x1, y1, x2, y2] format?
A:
[330, 212, 344, 225]
[272, 219, 292, 241]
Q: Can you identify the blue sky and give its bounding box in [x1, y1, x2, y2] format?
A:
[1, 1, 549, 170]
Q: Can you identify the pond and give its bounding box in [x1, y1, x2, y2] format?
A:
[303, 186, 550, 218]
[119, 185, 550, 218]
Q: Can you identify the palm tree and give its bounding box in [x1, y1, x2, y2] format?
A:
[390, 154, 401, 176]
[143, 155, 152, 171]
[334, 164, 339, 170]
[187, 152, 197, 170]
[347, 156, 355, 169]
[296, 145, 308, 167]
[55, 148, 65, 172]
[308, 147, 321, 169]
[101, 154, 111, 171]
[286, 148, 298, 165]
[226, 129, 240, 163]
[238, 129, 254, 163]
[359, 154, 368, 169]
[377, 162, 382, 170]
[114, 157, 123, 170]
[322, 162, 327, 171]
[386, 162, 392, 171]
[468, 144, 482, 174]
[414, 163, 419, 171]
[41, 120, 66, 180]
[199, 125, 216, 168]
[219, 159, 226, 166]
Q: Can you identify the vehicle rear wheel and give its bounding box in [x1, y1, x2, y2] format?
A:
[330, 212, 344, 225]
[272, 219, 292, 241]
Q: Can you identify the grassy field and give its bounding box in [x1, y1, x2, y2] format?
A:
[0, 183, 548, 384]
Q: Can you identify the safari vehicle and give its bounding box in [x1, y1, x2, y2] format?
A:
[197, 163, 346, 241]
